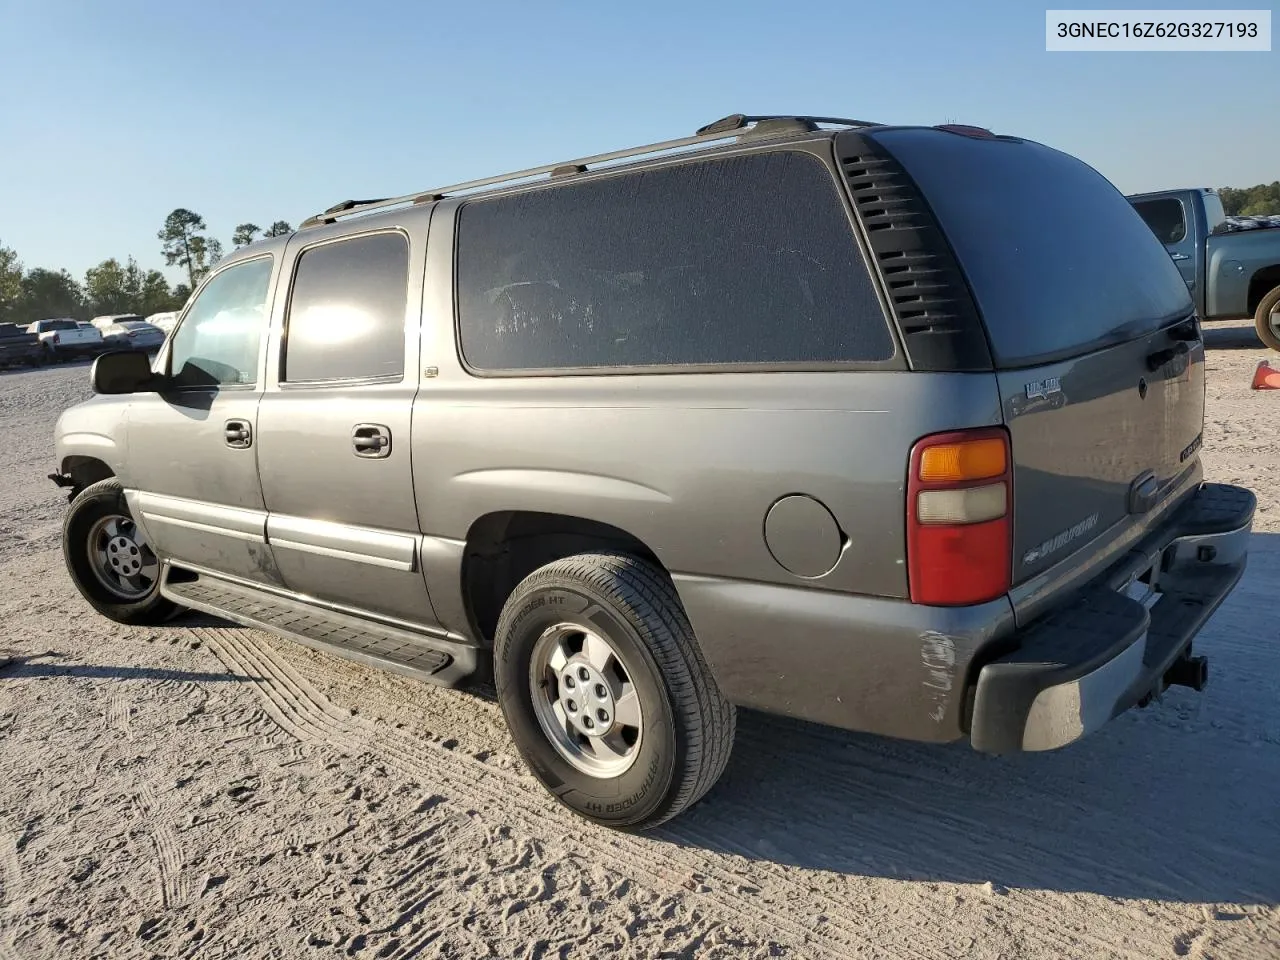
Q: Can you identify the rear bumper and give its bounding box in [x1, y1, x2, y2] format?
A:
[970, 482, 1255, 753]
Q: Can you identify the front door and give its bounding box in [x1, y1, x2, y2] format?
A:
[125, 254, 280, 584]
[255, 227, 439, 628]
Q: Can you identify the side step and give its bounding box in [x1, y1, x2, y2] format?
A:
[162, 571, 479, 687]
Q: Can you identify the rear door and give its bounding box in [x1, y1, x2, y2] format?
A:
[869, 129, 1203, 603]
[255, 225, 440, 628]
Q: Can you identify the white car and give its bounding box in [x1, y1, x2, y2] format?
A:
[144, 311, 179, 335]
[90, 313, 145, 331]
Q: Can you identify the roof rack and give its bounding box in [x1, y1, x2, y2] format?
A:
[299, 113, 881, 229]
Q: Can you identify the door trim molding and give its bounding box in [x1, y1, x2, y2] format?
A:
[266, 514, 418, 572]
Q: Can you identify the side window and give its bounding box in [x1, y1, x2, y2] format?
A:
[1132, 198, 1187, 245]
[168, 256, 273, 388]
[455, 150, 894, 372]
[283, 232, 408, 383]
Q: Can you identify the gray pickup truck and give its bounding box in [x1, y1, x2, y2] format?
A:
[51, 115, 1255, 828]
[1127, 188, 1280, 349]
[0, 323, 44, 369]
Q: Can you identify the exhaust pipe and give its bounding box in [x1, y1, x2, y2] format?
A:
[1164, 654, 1209, 692]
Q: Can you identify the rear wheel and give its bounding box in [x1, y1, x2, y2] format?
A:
[1254, 285, 1280, 352]
[494, 552, 735, 829]
[63, 478, 177, 624]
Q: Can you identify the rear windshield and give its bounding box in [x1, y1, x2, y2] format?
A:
[0, 324, 26, 338]
[872, 129, 1194, 367]
[45, 319, 79, 331]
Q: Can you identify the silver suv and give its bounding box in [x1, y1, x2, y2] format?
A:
[51, 114, 1254, 828]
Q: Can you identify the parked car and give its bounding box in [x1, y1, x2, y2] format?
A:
[0, 323, 44, 369]
[89, 313, 144, 331]
[1127, 188, 1280, 349]
[100, 320, 167, 353]
[144, 311, 179, 335]
[26, 318, 104, 361]
[51, 114, 1254, 829]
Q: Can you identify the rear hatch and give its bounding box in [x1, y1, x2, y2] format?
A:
[867, 128, 1204, 603]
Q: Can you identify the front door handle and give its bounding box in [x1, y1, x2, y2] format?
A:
[352, 423, 391, 459]
[225, 419, 252, 449]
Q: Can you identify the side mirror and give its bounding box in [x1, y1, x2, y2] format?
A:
[91, 350, 162, 395]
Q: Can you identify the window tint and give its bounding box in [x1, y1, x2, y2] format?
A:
[168, 256, 273, 388]
[456, 151, 892, 371]
[284, 232, 408, 382]
[1131, 198, 1188, 244]
[872, 129, 1193, 368]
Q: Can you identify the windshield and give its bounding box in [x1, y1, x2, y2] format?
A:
[871, 128, 1194, 367]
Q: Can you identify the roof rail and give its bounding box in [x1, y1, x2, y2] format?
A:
[299, 113, 881, 229]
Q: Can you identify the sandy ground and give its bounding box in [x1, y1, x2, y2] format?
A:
[0, 322, 1278, 960]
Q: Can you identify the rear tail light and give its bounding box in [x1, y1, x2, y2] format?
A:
[907, 428, 1012, 606]
[51, 333, 60, 345]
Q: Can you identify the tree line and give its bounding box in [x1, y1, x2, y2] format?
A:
[1220, 182, 1280, 217]
[0, 209, 292, 326]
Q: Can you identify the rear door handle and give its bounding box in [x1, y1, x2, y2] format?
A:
[1128, 471, 1159, 515]
[1169, 253, 1190, 261]
[224, 419, 252, 449]
[352, 423, 391, 459]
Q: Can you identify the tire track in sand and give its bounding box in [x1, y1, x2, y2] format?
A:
[0, 832, 20, 909]
[201, 625, 963, 960]
[104, 687, 133, 739]
[133, 783, 187, 909]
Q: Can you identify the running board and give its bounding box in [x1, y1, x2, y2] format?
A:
[161, 572, 478, 687]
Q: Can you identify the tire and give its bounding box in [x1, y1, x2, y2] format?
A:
[1255, 285, 1280, 352]
[494, 551, 735, 829]
[62, 478, 178, 625]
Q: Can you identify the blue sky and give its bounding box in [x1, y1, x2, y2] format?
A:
[0, 0, 1275, 282]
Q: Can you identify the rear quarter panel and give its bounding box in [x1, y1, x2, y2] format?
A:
[1206, 227, 1280, 318]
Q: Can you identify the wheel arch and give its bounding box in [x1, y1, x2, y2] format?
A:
[461, 510, 664, 648]
[60, 455, 116, 496]
[1248, 264, 1280, 316]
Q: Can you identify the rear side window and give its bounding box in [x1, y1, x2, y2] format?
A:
[284, 232, 408, 383]
[455, 151, 893, 372]
[872, 129, 1194, 367]
[1131, 197, 1187, 245]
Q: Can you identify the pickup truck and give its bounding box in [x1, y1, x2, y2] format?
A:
[1127, 188, 1280, 350]
[0, 323, 44, 369]
[26, 318, 104, 361]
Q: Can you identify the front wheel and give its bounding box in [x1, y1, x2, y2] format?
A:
[1254, 285, 1280, 352]
[494, 552, 735, 829]
[62, 478, 178, 624]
